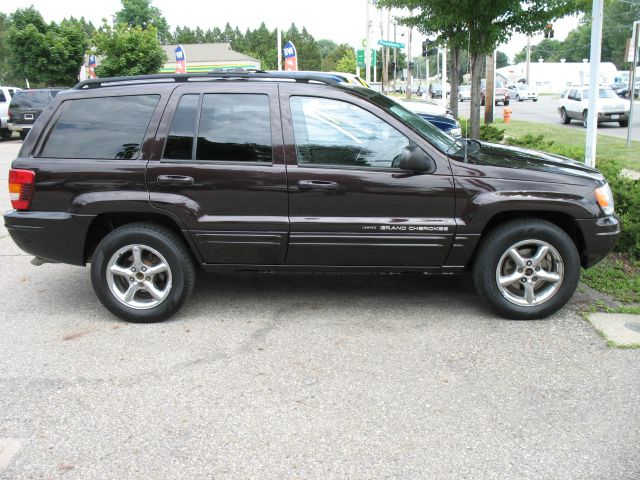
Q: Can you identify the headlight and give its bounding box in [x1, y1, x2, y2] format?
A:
[449, 127, 462, 137]
[595, 184, 614, 215]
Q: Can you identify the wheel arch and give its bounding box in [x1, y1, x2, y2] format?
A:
[83, 211, 201, 265]
[470, 210, 587, 268]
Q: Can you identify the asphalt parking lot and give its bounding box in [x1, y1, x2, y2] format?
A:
[0, 139, 639, 479]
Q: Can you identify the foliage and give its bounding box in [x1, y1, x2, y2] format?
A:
[581, 255, 640, 303]
[336, 50, 357, 74]
[378, 0, 587, 139]
[93, 22, 165, 77]
[513, 0, 640, 68]
[115, 0, 171, 44]
[458, 118, 505, 142]
[5, 7, 89, 87]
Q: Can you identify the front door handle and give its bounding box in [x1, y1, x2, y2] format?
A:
[298, 180, 339, 191]
[157, 175, 194, 186]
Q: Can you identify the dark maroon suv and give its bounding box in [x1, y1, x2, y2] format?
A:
[4, 72, 620, 322]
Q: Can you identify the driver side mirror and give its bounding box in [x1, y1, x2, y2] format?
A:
[395, 145, 436, 174]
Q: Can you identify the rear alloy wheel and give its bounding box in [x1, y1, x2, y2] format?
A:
[473, 219, 580, 319]
[91, 223, 195, 322]
[560, 107, 571, 124]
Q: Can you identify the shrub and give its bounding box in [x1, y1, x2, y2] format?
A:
[458, 118, 505, 142]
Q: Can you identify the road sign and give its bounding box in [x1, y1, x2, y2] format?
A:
[357, 49, 365, 67]
[378, 39, 405, 49]
[371, 49, 377, 65]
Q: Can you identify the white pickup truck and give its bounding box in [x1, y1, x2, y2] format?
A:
[0, 86, 21, 139]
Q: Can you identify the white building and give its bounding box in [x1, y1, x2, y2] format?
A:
[497, 61, 619, 93]
[161, 43, 260, 73]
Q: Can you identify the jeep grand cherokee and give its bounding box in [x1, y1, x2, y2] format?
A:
[4, 72, 620, 322]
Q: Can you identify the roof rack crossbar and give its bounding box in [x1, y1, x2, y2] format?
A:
[74, 72, 342, 90]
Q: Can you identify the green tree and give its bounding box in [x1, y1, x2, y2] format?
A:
[283, 23, 322, 71]
[115, 0, 171, 44]
[5, 7, 89, 87]
[496, 50, 509, 69]
[380, 0, 586, 138]
[336, 50, 357, 74]
[93, 22, 166, 77]
[322, 43, 355, 71]
[243, 23, 278, 69]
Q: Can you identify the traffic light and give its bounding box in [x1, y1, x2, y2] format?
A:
[390, 62, 396, 71]
[408, 62, 415, 70]
[544, 24, 554, 39]
[421, 40, 428, 57]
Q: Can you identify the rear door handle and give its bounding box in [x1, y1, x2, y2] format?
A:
[298, 180, 339, 191]
[157, 175, 194, 186]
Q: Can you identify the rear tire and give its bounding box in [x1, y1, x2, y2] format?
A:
[516, 94, 521, 102]
[582, 110, 588, 128]
[0, 128, 11, 139]
[473, 219, 580, 320]
[19, 131, 27, 140]
[619, 120, 628, 127]
[90, 223, 195, 323]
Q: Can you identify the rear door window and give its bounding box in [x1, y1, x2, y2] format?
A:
[10, 90, 53, 109]
[41, 95, 159, 160]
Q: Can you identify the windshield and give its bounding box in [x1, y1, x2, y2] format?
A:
[10, 90, 55, 108]
[582, 88, 618, 99]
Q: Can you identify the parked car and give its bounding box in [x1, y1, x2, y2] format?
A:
[508, 84, 538, 102]
[8, 88, 65, 139]
[428, 83, 450, 99]
[398, 100, 462, 137]
[481, 79, 510, 106]
[558, 85, 630, 127]
[458, 85, 471, 102]
[614, 79, 639, 99]
[5, 72, 619, 323]
[0, 86, 21, 139]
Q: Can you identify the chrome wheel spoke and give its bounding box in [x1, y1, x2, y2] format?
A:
[145, 263, 168, 276]
[143, 281, 166, 301]
[537, 269, 561, 284]
[109, 264, 131, 278]
[123, 283, 139, 302]
[523, 282, 536, 304]
[508, 248, 526, 268]
[132, 246, 143, 269]
[499, 272, 524, 287]
[530, 245, 549, 267]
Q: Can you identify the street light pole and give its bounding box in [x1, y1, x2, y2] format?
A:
[585, 0, 604, 168]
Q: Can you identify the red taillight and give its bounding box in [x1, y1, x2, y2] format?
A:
[8, 109, 13, 120]
[8, 169, 35, 210]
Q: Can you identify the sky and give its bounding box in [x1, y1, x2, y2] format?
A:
[4, 0, 582, 63]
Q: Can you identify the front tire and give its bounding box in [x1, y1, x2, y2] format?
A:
[90, 223, 195, 323]
[473, 219, 580, 320]
[560, 107, 570, 124]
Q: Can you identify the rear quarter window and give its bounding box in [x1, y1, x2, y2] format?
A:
[40, 95, 160, 160]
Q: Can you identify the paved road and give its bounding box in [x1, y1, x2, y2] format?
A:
[453, 95, 640, 141]
[0, 140, 639, 479]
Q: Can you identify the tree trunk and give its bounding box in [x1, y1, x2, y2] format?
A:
[449, 46, 461, 119]
[469, 52, 485, 140]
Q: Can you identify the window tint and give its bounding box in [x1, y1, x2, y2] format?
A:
[196, 94, 271, 162]
[41, 95, 159, 160]
[290, 96, 410, 168]
[164, 94, 198, 160]
[0, 91, 6, 103]
[10, 90, 53, 108]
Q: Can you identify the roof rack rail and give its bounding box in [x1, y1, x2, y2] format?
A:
[73, 71, 343, 90]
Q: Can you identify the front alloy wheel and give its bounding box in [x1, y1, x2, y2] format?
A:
[495, 240, 564, 307]
[473, 219, 580, 319]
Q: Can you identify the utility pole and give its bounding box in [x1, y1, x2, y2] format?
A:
[627, 21, 639, 147]
[585, 0, 604, 167]
[485, 51, 495, 123]
[365, 0, 372, 84]
[277, 27, 282, 71]
[406, 16, 413, 99]
[393, 23, 397, 93]
[441, 46, 447, 109]
[525, 36, 531, 84]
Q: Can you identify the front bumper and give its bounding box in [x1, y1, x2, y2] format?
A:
[576, 215, 621, 268]
[4, 210, 94, 266]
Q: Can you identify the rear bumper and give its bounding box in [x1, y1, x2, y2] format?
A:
[7, 122, 30, 132]
[597, 112, 628, 123]
[576, 215, 621, 268]
[4, 210, 94, 266]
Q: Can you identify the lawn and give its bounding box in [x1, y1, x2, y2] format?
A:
[495, 119, 640, 171]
